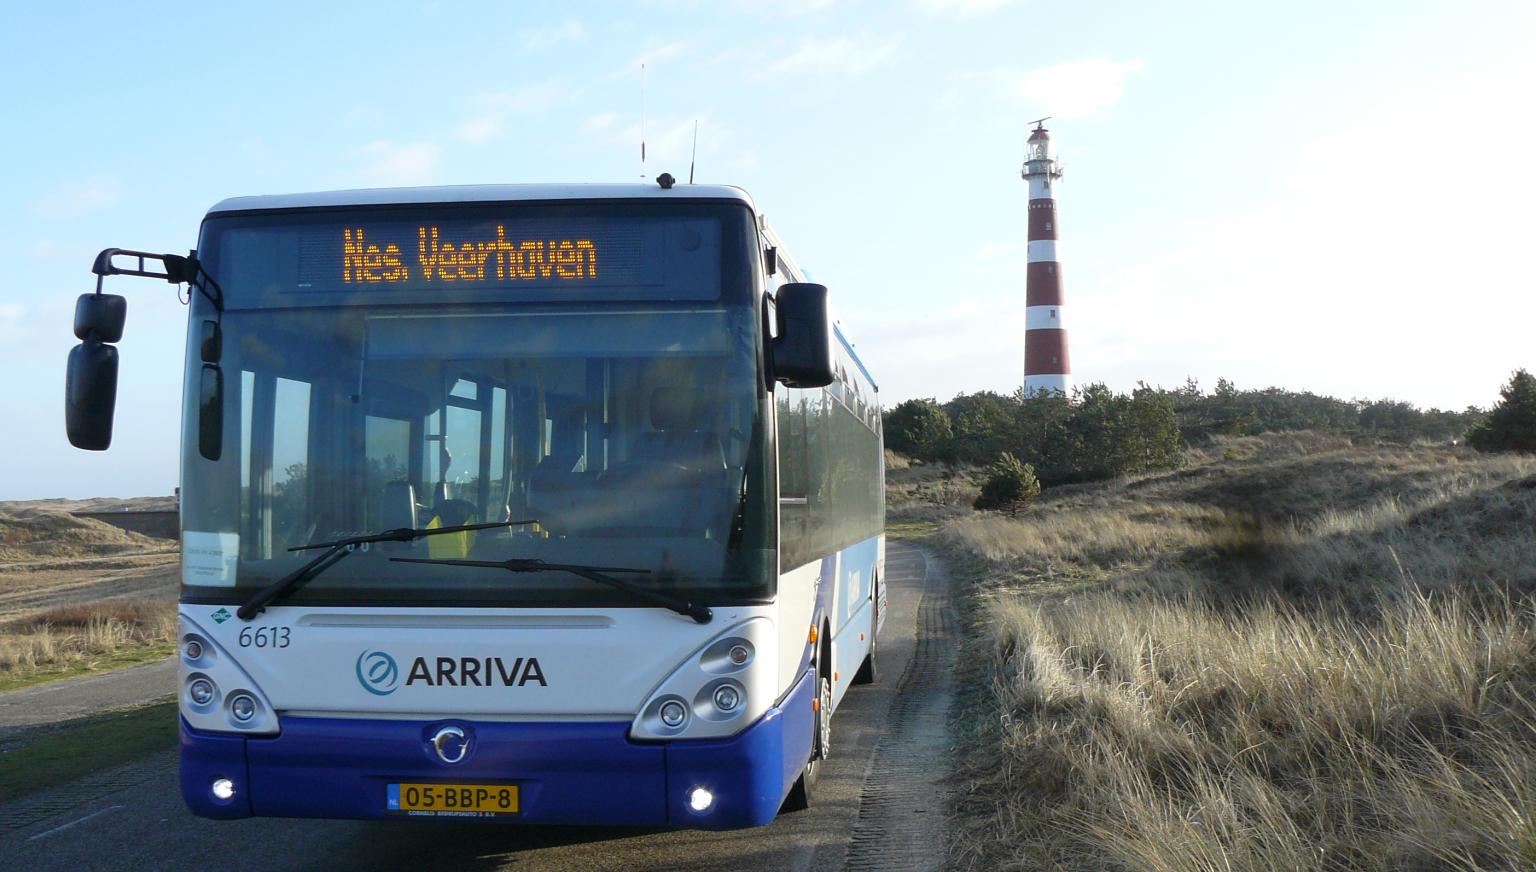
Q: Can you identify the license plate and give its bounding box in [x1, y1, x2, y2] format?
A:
[386, 782, 519, 817]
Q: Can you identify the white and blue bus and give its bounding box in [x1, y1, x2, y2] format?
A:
[65, 183, 885, 828]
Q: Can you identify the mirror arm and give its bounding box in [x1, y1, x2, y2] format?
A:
[92, 248, 224, 312]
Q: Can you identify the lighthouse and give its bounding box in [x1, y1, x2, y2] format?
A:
[1022, 119, 1071, 397]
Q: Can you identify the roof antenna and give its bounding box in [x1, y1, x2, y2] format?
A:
[639, 63, 647, 180]
[688, 119, 699, 184]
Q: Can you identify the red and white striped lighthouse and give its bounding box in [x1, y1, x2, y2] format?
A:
[1022, 119, 1071, 397]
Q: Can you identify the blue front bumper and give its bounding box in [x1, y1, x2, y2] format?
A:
[181, 668, 815, 830]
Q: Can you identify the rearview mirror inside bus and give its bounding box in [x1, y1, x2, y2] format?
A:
[771, 282, 835, 389]
[65, 340, 119, 450]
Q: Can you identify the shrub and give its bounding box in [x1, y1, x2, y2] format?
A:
[884, 398, 953, 461]
[1468, 368, 1536, 454]
[974, 453, 1041, 516]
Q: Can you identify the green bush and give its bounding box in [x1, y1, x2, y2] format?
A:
[885, 398, 953, 461]
[1468, 369, 1536, 454]
[974, 453, 1042, 515]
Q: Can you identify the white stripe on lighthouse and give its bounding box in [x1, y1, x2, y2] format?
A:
[1024, 373, 1069, 395]
[1027, 240, 1058, 263]
[1025, 304, 1065, 330]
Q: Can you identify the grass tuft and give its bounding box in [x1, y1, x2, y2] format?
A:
[939, 434, 1536, 870]
[0, 599, 177, 691]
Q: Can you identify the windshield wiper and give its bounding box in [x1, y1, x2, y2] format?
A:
[236, 519, 537, 620]
[389, 556, 714, 625]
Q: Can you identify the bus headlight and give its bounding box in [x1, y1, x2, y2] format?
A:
[229, 692, 258, 722]
[188, 676, 217, 706]
[713, 683, 742, 713]
[630, 618, 775, 741]
[659, 699, 688, 728]
[178, 613, 280, 736]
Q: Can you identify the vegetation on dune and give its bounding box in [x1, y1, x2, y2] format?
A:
[1467, 368, 1536, 455]
[0, 509, 172, 563]
[887, 382, 1184, 485]
[973, 453, 1041, 516]
[894, 430, 1536, 871]
[885, 377, 1493, 491]
[0, 599, 177, 691]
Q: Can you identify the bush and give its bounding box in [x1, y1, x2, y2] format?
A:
[974, 453, 1041, 516]
[885, 398, 953, 461]
[1468, 369, 1536, 454]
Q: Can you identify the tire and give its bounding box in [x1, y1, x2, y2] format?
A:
[782, 673, 832, 812]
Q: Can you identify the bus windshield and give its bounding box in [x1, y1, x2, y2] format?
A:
[179, 203, 775, 608]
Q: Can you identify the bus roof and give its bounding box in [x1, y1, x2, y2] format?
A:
[206, 184, 757, 216]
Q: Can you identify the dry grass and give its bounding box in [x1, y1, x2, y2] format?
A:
[942, 434, 1536, 871]
[887, 461, 982, 530]
[0, 509, 171, 563]
[0, 599, 177, 685]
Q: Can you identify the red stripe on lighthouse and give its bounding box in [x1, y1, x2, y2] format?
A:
[1023, 329, 1070, 374]
[1027, 202, 1058, 240]
[1025, 262, 1063, 306]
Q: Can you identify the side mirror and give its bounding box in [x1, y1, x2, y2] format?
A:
[65, 341, 120, 450]
[771, 283, 835, 389]
[74, 293, 127, 342]
[66, 292, 129, 451]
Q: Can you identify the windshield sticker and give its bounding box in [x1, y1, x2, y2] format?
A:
[184, 531, 239, 587]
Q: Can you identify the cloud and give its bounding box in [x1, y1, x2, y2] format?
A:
[911, 0, 1014, 16]
[605, 114, 734, 177]
[989, 57, 1145, 118]
[1064, 54, 1536, 411]
[605, 41, 688, 80]
[583, 111, 620, 132]
[356, 141, 442, 187]
[455, 82, 571, 144]
[769, 34, 900, 76]
[516, 19, 585, 51]
[858, 294, 1029, 402]
[630, 41, 687, 70]
[32, 175, 122, 219]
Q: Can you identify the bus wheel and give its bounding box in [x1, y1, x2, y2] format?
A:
[783, 674, 831, 812]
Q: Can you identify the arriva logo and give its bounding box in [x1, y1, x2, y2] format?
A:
[356, 650, 400, 696]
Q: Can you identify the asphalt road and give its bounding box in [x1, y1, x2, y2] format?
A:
[0, 658, 176, 736]
[0, 541, 951, 871]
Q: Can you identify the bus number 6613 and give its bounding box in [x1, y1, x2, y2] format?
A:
[238, 626, 291, 648]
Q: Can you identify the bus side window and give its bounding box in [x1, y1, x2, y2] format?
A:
[777, 387, 812, 569]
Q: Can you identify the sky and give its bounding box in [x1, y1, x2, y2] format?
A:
[2, 0, 1533, 499]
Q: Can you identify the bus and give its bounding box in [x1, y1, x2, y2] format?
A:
[64, 182, 886, 829]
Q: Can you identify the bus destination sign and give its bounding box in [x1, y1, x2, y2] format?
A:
[342, 227, 598, 285]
